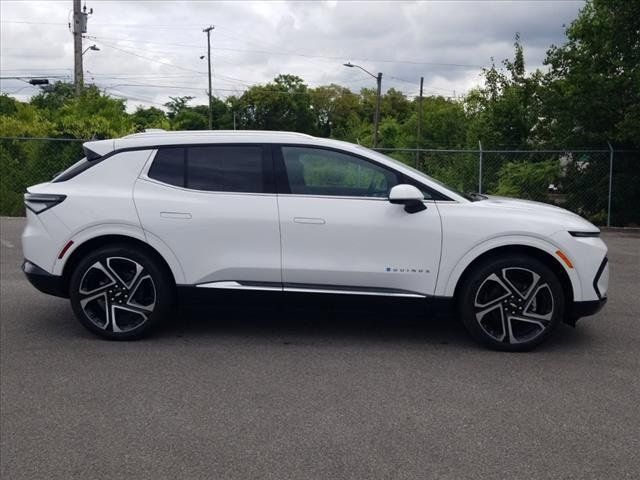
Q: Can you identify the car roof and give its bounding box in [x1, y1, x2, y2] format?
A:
[84, 130, 358, 157]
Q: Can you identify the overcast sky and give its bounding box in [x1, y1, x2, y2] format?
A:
[1, 0, 584, 111]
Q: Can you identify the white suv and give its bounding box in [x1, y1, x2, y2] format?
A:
[22, 130, 608, 350]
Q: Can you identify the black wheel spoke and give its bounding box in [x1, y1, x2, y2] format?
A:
[110, 304, 149, 333]
[78, 283, 112, 301]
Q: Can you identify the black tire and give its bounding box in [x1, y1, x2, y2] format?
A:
[458, 254, 564, 352]
[69, 243, 174, 340]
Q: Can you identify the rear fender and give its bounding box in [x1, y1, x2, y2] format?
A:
[51, 223, 186, 284]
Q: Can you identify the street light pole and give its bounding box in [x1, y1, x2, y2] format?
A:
[203, 25, 214, 130]
[343, 62, 383, 148]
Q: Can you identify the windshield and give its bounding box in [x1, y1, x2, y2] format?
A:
[353, 145, 480, 201]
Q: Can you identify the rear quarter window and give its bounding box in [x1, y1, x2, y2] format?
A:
[52, 147, 105, 183]
[147, 148, 185, 187]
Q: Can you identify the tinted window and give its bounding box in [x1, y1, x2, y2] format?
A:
[281, 146, 399, 197]
[187, 145, 264, 193]
[53, 146, 104, 183]
[148, 148, 184, 187]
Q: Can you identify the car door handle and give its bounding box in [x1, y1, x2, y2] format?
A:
[160, 211, 192, 219]
[293, 217, 326, 225]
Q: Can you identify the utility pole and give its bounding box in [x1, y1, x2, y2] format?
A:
[72, 0, 83, 95]
[416, 76, 424, 167]
[203, 26, 214, 130]
[72, 1, 92, 95]
[373, 72, 382, 148]
[478, 140, 483, 194]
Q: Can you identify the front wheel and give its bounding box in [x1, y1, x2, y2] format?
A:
[458, 254, 564, 351]
[69, 244, 173, 340]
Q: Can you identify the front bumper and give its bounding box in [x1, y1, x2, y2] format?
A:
[565, 256, 608, 325]
[567, 297, 607, 323]
[22, 260, 68, 298]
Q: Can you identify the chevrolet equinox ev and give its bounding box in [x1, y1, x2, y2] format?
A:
[22, 130, 608, 351]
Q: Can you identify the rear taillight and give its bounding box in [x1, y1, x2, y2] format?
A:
[24, 193, 67, 214]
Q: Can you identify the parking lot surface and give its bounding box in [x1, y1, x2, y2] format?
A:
[1, 216, 639, 479]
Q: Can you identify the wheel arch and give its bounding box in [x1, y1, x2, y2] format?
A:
[60, 234, 180, 296]
[446, 241, 579, 306]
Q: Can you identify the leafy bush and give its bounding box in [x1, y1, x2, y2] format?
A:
[494, 160, 559, 201]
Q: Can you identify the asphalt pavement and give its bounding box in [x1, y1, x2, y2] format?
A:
[1, 216, 639, 479]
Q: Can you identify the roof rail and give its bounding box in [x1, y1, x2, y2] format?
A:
[122, 129, 314, 139]
[122, 128, 166, 139]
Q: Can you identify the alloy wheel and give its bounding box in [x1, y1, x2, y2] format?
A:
[473, 267, 555, 345]
[78, 256, 156, 333]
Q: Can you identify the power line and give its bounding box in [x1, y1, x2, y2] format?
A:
[387, 75, 455, 93]
[91, 39, 206, 74]
[104, 83, 205, 91]
[85, 72, 206, 79]
[1, 20, 66, 25]
[102, 88, 167, 106]
[0, 68, 73, 72]
[0, 75, 70, 80]
[83, 33, 485, 69]
[1, 20, 201, 30]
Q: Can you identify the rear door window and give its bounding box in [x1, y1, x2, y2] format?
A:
[147, 144, 271, 193]
[187, 145, 265, 193]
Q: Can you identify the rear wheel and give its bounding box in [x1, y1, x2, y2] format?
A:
[458, 254, 564, 351]
[69, 244, 173, 340]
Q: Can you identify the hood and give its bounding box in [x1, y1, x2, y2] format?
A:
[478, 195, 599, 232]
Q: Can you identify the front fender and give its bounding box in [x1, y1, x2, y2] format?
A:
[438, 234, 582, 301]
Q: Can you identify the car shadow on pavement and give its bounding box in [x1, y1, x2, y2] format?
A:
[27, 299, 594, 352]
[157, 303, 593, 352]
[167, 305, 470, 347]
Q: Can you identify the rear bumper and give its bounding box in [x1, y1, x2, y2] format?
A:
[22, 260, 68, 298]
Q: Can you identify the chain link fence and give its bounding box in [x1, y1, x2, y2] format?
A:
[1, 137, 84, 216]
[379, 147, 640, 227]
[1, 137, 638, 227]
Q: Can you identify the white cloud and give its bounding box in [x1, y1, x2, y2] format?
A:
[0, 0, 584, 110]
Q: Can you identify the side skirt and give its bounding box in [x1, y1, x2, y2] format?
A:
[177, 283, 454, 317]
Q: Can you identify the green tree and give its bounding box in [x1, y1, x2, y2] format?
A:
[131, 106, 169, 131]
[542, 0, 640, 147]
[173, 105, 208, 130]
[540, 0, 640, 225]
[31, 82, 75, 112]
[164, 96, 194, 120]
[403, 96, 468, 149]
[235, 74, 314, 133]
[0, 94, 19, 116]
[309, 84, 360, 138]
[464, 34, 544, 149]
[55, 85, 132, 139]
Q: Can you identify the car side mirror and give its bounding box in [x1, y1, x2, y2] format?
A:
[389, 184, 427, 213]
